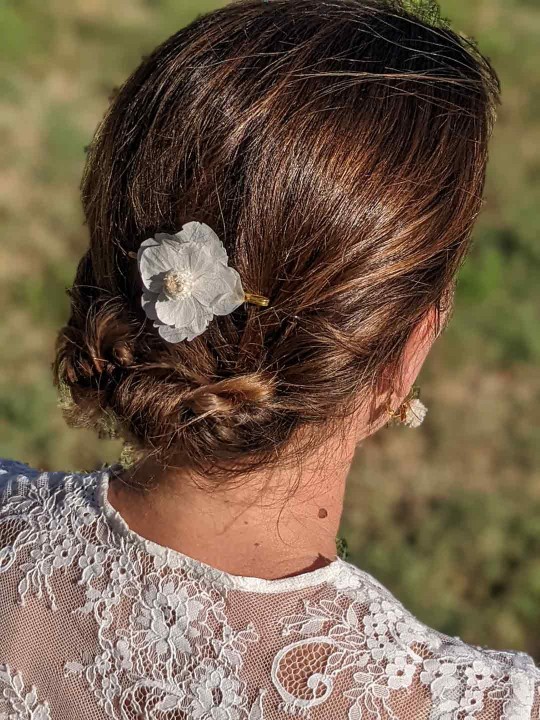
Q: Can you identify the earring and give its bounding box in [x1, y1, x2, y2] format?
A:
[386, 385, 428, 429]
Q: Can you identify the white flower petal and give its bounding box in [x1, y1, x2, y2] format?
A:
[192, 266, 244, 306]
[139, 240, 190, 292]
[177, 243, 212, 276]
[185, 301, 213, 339]
[158, 325, 189, 343]
[179, 222, 218, 246]
[137, 236, 160, 260]
[190, 246, 217, 279]
[154, 232, 184, 245]
[141, 291, 159, 321]
[155, 294, 197, 327]
[137, 238, 163, 292]
[178, 222, 228, 265]
[191, 275, 225, 308]
[210, 268, 246, 316]
[155, 302, 213, 343]
[209, 240, 229, 267]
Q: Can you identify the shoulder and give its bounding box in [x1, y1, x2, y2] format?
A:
[323, 560, 540, 719]
[0, 457, 89, 506]
[0, 457, 65, 494]
[0, 458, 109, 610]
[0, 458, 40, 498]
[0, 457, 101, 538]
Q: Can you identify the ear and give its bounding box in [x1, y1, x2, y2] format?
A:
[391, 304, 441, 406]
[357, 301, 451, 441]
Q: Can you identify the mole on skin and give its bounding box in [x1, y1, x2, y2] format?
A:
[318, 508, 328, 519]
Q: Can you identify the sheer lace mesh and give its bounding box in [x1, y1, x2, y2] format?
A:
[0, 458, 538, 719]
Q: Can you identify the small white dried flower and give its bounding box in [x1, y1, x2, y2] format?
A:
[137, 222, 245, 343]
[403, 398, 428, 428]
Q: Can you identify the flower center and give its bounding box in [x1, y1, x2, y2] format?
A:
[163, 269, 194, 299]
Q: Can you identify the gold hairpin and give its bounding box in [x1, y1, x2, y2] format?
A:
[244, 292, 270, 307]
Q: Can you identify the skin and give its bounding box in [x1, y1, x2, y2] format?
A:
[109, 306, 442, 580]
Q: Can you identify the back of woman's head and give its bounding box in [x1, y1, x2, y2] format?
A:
[55, 0, 500, 481]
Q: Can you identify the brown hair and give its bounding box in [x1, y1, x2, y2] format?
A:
[54, 0, 499, 481]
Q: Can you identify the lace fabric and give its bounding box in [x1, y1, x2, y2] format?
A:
[0, 458, 539, 720]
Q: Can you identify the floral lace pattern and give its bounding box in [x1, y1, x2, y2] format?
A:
[0, 459, 539, 720]
[0, 665, 50, 720]
[273, 592, 538, 719]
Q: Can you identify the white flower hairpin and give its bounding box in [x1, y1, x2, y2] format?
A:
[136, 221, 269, 343]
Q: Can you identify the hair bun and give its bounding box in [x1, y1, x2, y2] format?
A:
[112, 341, 135, 368]
[184, 373, 276, 416]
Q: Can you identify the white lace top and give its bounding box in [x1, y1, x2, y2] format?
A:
[0, 459, 539, 720]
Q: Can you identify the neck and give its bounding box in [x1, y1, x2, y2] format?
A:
[108, 429, 358, 580]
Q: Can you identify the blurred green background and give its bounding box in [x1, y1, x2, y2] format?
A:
[0, 0, 539, 657]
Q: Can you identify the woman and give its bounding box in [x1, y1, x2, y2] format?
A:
[1, 0, 538, 717]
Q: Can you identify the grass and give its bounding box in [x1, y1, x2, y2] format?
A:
[0, 0, 539, 658]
